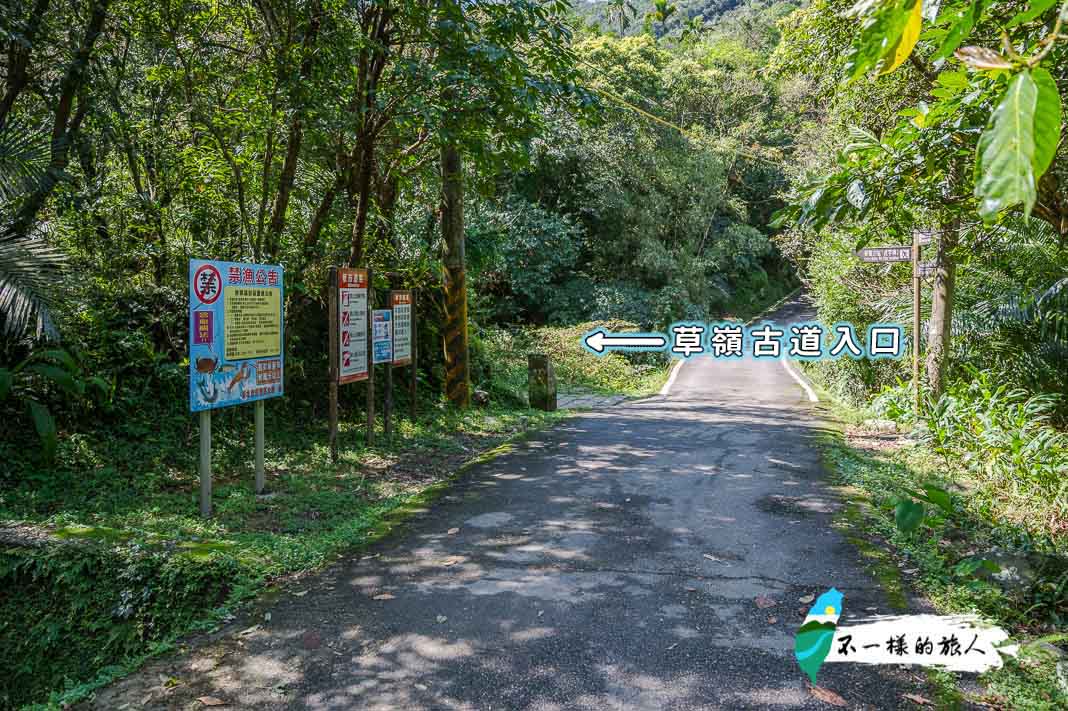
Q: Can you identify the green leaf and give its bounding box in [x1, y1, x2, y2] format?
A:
[844, 0, 919, 81]
[895, 498, 925, 532]
[37, 349, 78, 371]
[932, 1, 980, 61]
[844, 126, 882, 153]
[0, 368, 11, 400]
[881, 0, 923, 74]
[975, 70, 1038, 220]
[27, 399, 57, 462]
[1007, 0, 1058, 28]
[86, 376, 111, 399]
[954, 557, 984, 576]
[24, 364, 82, 396]
[922, 484, 953, 513]
[1031, 67, 1062, 179]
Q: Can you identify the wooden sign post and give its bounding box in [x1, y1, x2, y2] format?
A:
[856, 240, 928, 417]
[912, 233, 922, 416]
[366, 269, 375, 446]
[410, 290, 418, 420]
[328, 266, 339, 462]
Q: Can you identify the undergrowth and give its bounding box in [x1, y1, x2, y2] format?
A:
[1, 323, 670, 710]
[816, 397, 1068, 708]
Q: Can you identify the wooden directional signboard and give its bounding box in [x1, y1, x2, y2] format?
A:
[857, 246, 912, 263]
[917, 261, 938, 277]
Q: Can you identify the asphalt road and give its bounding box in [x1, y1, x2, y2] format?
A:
[92, 294, 930, 710]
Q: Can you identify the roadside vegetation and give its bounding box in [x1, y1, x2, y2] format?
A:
[769, 0, 1068, 705]
[0, 0, 797, 706]
[3, 0, 1067, 707]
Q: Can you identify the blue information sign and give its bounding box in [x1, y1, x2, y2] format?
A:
[189, 259, 285, 412]
[372, 309, 392, 365]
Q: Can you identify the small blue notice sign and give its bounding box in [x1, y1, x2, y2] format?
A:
[372, 309, 392, 365]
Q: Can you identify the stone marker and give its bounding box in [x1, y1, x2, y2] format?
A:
[528, 354, 557, 411]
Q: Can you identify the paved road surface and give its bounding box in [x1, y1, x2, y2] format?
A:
[92, 294, 929, 709]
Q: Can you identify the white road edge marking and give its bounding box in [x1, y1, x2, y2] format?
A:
[659, 358, 684, 396]
[781, 358, 819, 402]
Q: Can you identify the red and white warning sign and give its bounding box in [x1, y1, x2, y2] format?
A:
[391, 290, 412, 366]
[337, 268, 368, 384]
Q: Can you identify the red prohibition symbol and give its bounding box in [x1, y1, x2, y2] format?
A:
[194, 264, 222, 305]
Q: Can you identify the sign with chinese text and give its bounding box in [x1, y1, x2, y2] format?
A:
[372, 309, 392, 365]
[857, 246, 912, 263]
[189, 259, 284, 412]
[391, 290, 412, 366]
[338, 268, 369, 384]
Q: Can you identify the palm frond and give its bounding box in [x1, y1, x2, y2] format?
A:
[0, 117, 49, 204]
[0, 234, 66, 340]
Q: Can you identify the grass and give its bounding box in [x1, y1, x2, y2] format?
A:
[477, 320, 670, 401]
[1, 323, 673, 710]
[811, 395, 1068, 709]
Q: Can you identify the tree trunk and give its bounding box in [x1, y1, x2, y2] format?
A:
[0, 0, 52, 130]
[441, 141, 469, 408]
[374, 171, 398, 250]
[347, 133, 375, 266]
[11, 0, 110, 238]
[925, 220, 958, 400]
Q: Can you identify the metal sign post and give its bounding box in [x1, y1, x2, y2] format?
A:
[255, 400, 265, 493]
[200, 410, 212, 517]
[190, 259, 284, 516]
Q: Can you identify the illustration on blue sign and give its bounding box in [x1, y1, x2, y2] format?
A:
[189, 259, 285, 412]
[372, 309, 392, 365]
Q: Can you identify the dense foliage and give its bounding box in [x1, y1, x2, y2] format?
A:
[771, 4, 1068, 702]
[0, 1, 801, 706]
